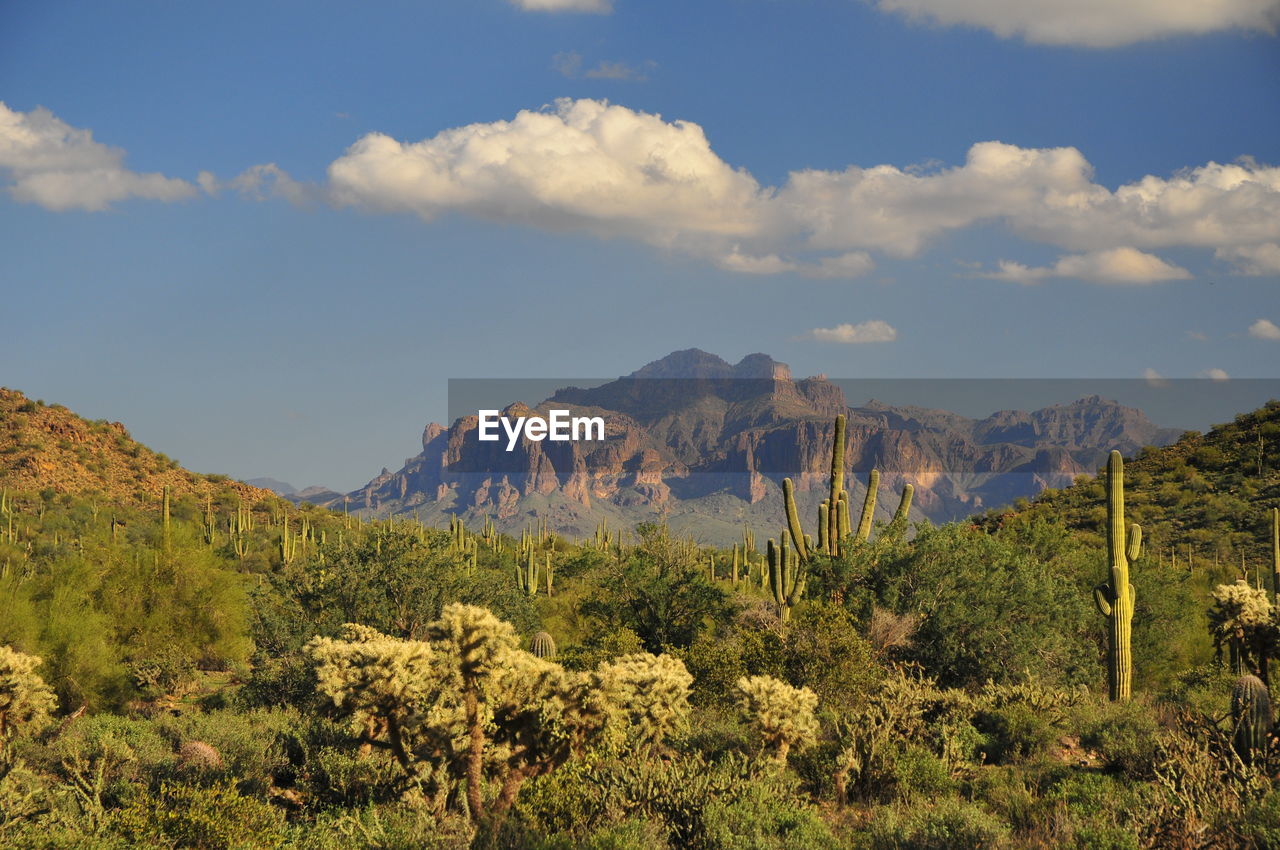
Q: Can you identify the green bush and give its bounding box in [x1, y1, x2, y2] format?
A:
[861, 798, 1010, 849]
[1075, 699, 1161, 778]
[974, 703, 1058, 764]
[701, 782, 841, 849]
[108, 781, 285, 849]
[1241, 790, 1280, 850]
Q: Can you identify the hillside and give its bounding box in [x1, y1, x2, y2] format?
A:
[984, 398, 1280, 573]
[0, 387, 271, 506]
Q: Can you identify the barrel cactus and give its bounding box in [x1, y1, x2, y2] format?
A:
[530, 631, 557, 661]
[1232, 674, 1272, 765]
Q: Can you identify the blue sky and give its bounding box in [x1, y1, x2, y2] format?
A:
[2, 0, 1279, 490]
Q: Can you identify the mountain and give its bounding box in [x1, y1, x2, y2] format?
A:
[0, 387, 271, 506]
[247, 477, 297, 496]
[333, 351, 1184, 543]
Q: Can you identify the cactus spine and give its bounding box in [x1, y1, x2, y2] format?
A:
[1093, 451, 1142, 702]
[1231, 674, 1272, 765]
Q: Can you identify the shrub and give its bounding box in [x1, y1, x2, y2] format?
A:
[861, 799, 1010, 849]
[1075, 699, 1161, 779]
[108, 781, 285, 849]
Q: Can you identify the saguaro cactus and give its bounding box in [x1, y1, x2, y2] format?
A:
[828, 414, 846, 554]
[768, 535, 806, 622]
[1093, 451, 1142, 702]
[1272, 507, 1279, 603]
[856, 470, 879, 543]
[782, 478, 810, 562]
[1231, 674, 1272, 765]
[516, 548, 540, 597]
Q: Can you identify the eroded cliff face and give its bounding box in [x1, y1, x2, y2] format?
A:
[340, 350, 1176, 534]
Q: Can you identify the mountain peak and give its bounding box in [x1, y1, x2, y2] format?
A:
[628, 349, 734, 379]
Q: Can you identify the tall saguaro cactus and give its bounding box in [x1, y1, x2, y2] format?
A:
[782, 478, 810, 562]
[828, 414, 846, 555]
[1093, 450, 1143, 702]
[768, 535, 806, 622]
[1271, 507, 1279, 603]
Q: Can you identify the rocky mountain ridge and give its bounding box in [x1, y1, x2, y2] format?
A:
[326, 351, 1183, 543]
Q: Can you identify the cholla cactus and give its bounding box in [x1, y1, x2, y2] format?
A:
[594, 652, 693, 753]
[1209, 580, 1279, 680]
[735, 675, 818, 763]
[0, 645, 57, 741]
[309, 607, 606, 825]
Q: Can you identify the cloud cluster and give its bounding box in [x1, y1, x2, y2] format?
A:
[871, 0, 1280, 47]
[804, 320, 898, 343]
[328, 99, 1280, 280]
[979, 247, 1192, 285]
[8, 98, 1278, 286]
[327, 98, 766, 248]
[0, 102, 195, 211]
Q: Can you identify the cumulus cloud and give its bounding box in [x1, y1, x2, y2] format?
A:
[979, 247, 1192, 284]
[804, 320, 898, 343]
[322, 99, 1280, 278]
[870, 0, 1280, 47]
[511, 0, 610, 12]
[1143, 368, 1169, 387]
[1217, 243, 1280, 275]
[1250, 318, 1280, 340]
[328, 98, 766, 248]
[1199, 368, 1231, 381]
[0, 101, 195, 211]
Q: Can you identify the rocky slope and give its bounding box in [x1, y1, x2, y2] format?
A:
[0, 388, 271, 506]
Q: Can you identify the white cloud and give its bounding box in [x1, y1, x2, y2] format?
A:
[979, 247, 1192, 285]
[805, 320, 898, 343]
[870, 0, 1280, 47]
[328, 98, 766, 249]
[717, 249, 796, 275]
[1217, 242, 1280, 275]
[511, 0, 610, 12]
[1199, 368, 1231, 381]
[323, 99, 1280, 277]
[1187, 330, 1209, 341]
[1143, 368, 1170, 387]
[0, 102, 195, 211]
[1249, 318, 1280, 340]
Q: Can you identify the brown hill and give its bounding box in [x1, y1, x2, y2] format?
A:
[0, 388, 271, 505]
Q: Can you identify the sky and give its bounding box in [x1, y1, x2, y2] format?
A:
[2, 0, 1279, 491]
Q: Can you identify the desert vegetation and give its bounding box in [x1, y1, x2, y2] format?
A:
[2, 397, 1280, 848]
